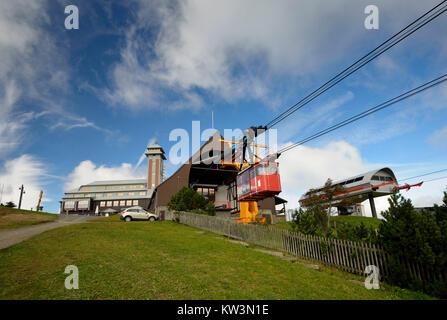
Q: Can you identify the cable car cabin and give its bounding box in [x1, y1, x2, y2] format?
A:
[237, 161, 281, 201]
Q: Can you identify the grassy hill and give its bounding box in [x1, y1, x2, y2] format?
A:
[0, 217, 431, 299]
[273, 215, 382, 232]
[0, 206, 57, 230]
[330, 215, 382, 229]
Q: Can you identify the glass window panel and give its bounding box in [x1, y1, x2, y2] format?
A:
[132, 200, 138, 206]
[126, 200, 132, 206]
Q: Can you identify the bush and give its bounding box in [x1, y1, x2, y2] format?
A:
[291, 208, 324, 236]
[168, 187, 216, 216]
[334, 221, 378, 244]
[378, 191, 447, 297]
[4, 201, 16, 208]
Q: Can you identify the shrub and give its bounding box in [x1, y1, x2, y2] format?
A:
[4, 201, 16, 208]
[168, 187, 215, 216]
[291, 208, 323, 236]
[378, 191, 447, 297]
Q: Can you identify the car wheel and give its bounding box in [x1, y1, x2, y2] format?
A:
[149, 216, 155, 221]
[125, 216, 132, 222]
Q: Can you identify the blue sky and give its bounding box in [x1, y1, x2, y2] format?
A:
[1, 0, 446, 215]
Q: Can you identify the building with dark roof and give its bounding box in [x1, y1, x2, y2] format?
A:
[60, 133, 284, 222]
[148, 131, 283, 222]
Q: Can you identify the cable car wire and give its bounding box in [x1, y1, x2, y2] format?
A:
[423, 175, 447, 183]
[265, 0, 447, 129]
[277, 73, 447, 154]
[400, 168, 447, 182]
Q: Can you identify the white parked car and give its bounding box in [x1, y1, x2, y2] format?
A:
[120, 206, 158, 222]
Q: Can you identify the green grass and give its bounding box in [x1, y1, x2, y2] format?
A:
[0, 207, 57, 230]
[330, 215, 382, 229]
[272, 216, 382, 232]
[0, 218, 432, 300]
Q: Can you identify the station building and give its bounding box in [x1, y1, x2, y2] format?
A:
[60, 134, 286, 223]
[60, 141, 165, 215]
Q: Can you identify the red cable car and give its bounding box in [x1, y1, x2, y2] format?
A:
[237, 157, 282, 201]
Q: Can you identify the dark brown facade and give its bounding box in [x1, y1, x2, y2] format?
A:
[149, 132, 276, 216]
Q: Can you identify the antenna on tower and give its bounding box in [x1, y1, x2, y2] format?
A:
[211, 111, 214, 129]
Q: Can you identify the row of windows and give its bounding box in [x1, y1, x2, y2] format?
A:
[66, 191, 146, 198]
[372, 175, 393, 182]
[79, 184, 146, 191]
[64, 199, 140, 210]
[100, 200, 139, 207]
[196, 187, 216, 202]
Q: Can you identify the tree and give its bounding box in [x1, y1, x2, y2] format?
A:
[168, 187, 215, 216]
[302, 179, 352, 230]
[378, 191, 447, 296]
[4, 201, 16, 208]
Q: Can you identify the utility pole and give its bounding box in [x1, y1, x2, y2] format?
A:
[18, 185, 25, 210]
[36, 190, 43, 212]
[0, 183, 4, 205]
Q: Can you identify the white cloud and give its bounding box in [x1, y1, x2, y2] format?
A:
[64, 161, 146, 191]
[104, 0, 440, 110]
[0, 155, 50, 210]
[0, 0, 112, 158]
[429, 126, 447, 148]
[278, 140, 446, 218]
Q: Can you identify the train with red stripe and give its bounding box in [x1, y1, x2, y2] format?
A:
[299, 167, 399, 206]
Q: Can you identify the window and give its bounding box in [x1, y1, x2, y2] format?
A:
[118, 192, 124, 197]
[354, 176, 364, 182]
[78, 200, 89, 209]
[128, 192, 135, 196]
[132, 200, 139, 206]
[249, 168, 255, 179]
[113, 201, 119, 206]
[126, 200, 132, 206]
[386, 177, 393, 181]
[107, 201, 113, 207]
[372, 175, 380, 181]
[139, 185, 144, 188]
[64, 201, 75, 209]
[256, 165, 266, 176]
[120, 200, 125, 206]
[379, 176, 385, 181]
[100, 201, 106, 207]
[106, 193, 113, 197]
[139, 191, 146, 196]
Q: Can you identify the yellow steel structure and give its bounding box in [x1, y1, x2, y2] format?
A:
[219, 138, 267, 224]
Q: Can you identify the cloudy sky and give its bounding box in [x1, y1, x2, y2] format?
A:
[0, 0, 446, 216]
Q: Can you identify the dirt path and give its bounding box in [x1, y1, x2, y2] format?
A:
[0, 215, 99, 250]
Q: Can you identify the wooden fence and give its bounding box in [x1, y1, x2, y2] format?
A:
[176, 211, 446, 284]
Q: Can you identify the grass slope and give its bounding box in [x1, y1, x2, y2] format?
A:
[0, 219, 431, 300]
[0, 207, 57, 230]
[273, 215, 382, 232]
